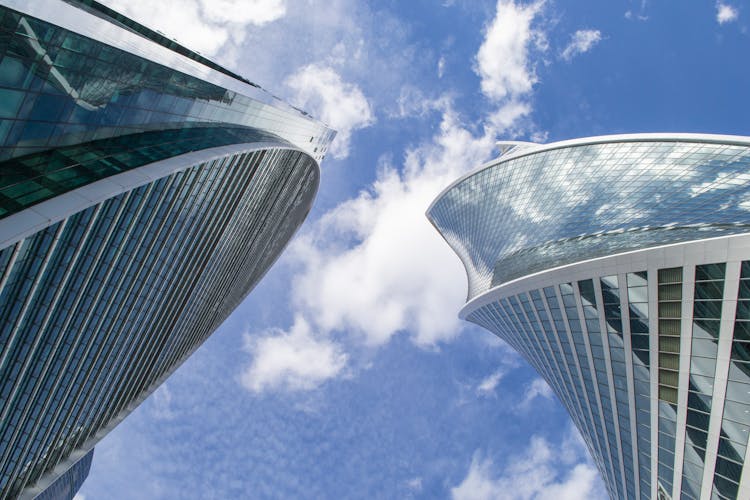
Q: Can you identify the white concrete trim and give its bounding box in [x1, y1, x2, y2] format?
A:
[461, 233, 750, 320]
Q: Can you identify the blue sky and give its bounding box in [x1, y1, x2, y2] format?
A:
[77, 1, 750, 498]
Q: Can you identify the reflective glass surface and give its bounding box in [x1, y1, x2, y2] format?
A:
[0, 1, 333, 497]
[34, 448, 92, 500]
[462, 257, 750, 500]
[428, 139, 750, 299]
[0, 123, 286, 217]
[0, 5, 334, 162]
[0, 145, 318, 497]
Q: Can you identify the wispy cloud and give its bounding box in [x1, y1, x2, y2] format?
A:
[717, 2, 739, 24]
[285, 64, 375, 159]
[451, 429, 605, 500]
[561, 29, 602, 61]
[516, 377, 554, 411]
[476, 369, 506, 396]
[150, 384, 176, 420]
[475, 351, 521, 397]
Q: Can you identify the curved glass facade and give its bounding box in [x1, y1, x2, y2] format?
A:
[0, 3, 334, 163]
[428, 137, 750, 300]
[1, 146, 318, 498]
[0, 1, 334, 498]
[429, 135, 750, 500]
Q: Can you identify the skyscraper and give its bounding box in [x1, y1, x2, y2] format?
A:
[0, 1, 334, 498]
[428, 134, 750, 500]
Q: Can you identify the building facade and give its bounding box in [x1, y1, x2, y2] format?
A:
[428, 135, 750, 500]
[0, 1, 334, 498]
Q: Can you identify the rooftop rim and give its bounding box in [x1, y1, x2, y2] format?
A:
[426, 132, 750, 218]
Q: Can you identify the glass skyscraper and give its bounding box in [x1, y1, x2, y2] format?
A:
[0, 1, 334, 498]
[428, 134, 750, 500]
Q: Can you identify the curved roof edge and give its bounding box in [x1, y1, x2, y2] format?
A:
[427, 132, 750, 218]
[0, 141, 317, 250]
[458, 231, 750, 320]
[2, 0, 335, 133]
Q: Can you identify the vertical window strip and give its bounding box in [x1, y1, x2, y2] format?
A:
[579, 278, 623, 499]
[656, 266, 683, 496]
[709, 261, 747, 500]
[518, 292, 564, 400]
[600, 275, 636, 499]
[628, 271, 653, 499]
[557, 283, 614, 497]
[531, 289, 585, 430]
[566, 282, 618, 498]
[675, 263, 719, 499]
[544, 287, 598, 453]
[619, 271, 644, 500]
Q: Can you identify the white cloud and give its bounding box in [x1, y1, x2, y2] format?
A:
[451, 431, 604, 500]
[241, 316, 348, 393]
[150, 384, 176, 420]
[100, 0, 286, 57]
[199, 0, 286, 25]
[561, 29, 602, 61]
[517, 377, 554, 411]
[73, 494, 86, 500]
[474, 0, 546, 131]
[438, 56, 447, 78]
[476, 369, 507, 396]
[406, 477, 423, 492]
[717, 2, 739, 24]
[475, 0, 545, 102]
[290, 101, 496, 347]
[285, 64, 375, 159]
[689, 171, 750, 197]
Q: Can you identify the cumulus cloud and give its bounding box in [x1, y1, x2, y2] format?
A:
[561, 29, 602, 61]
[285, 64, 375, 159]
[290, 102, 496, 347]
[451, 431, 603, 500]
[241, 316, 348, 393]
[474, 0, 546, 131]
[717, 2, 739, 24]
[475, 0, 545, 101]
[100, 0, 286, 57]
